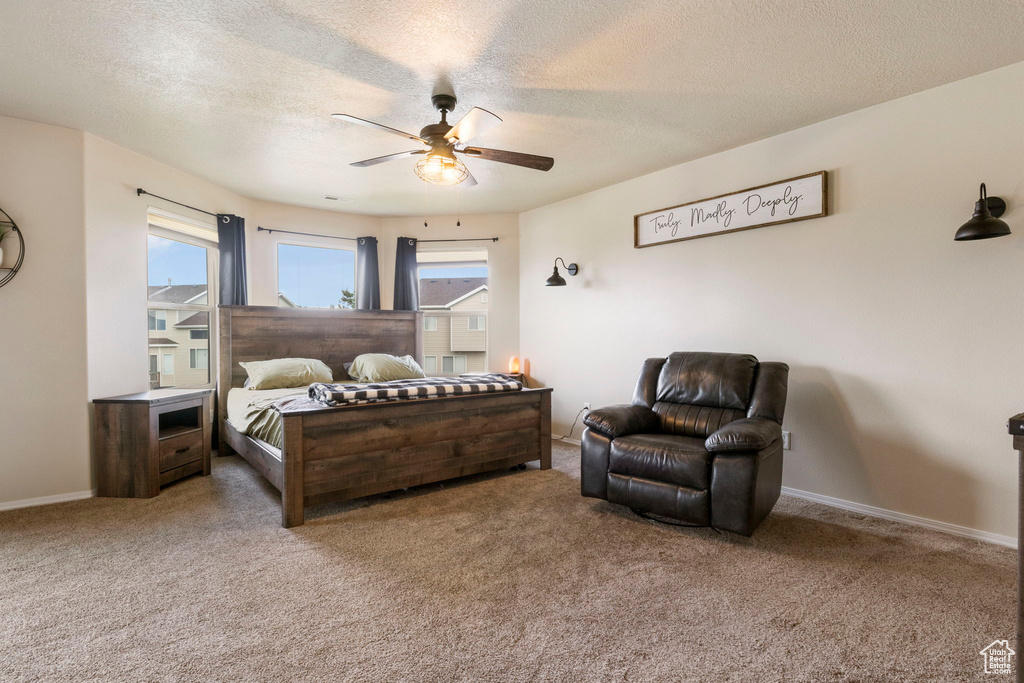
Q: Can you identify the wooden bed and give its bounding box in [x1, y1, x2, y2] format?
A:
[217, 305, 552, 527]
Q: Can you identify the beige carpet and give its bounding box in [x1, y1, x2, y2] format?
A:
[0, 441, 1014, 682]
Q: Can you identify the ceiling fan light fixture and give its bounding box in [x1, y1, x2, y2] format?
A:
[414, 151, 470, 186]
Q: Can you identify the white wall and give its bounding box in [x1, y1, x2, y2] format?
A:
[83, 134, 250, 400]
[519, 61, 1024, 538]
[0, 118, 91, 504]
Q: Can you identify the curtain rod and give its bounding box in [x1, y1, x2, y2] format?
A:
[257, 226, 357, 241]
[136, 188, 218, 218]
[418, 237, 499, 243]
[257, 226, 497, 244]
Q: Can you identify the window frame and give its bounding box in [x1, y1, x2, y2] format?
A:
[148, 309, 167, 331]
[468, 315, 486, 331]
[190, 347, 209, 370]
[275, 239, 358, 310]
[147, 216, 219, 390]
[442, 355, 468, 375]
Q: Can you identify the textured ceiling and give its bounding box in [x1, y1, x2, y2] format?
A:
[2, 0, 1023, 216]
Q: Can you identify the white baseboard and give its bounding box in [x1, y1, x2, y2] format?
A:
[781, 486, 1016, 548]
[0, 489, 95, 513]
[553, 434, 581, 446]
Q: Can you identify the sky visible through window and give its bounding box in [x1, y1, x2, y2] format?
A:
[148, 235, 207, 287]
[278, 244, 356, 308]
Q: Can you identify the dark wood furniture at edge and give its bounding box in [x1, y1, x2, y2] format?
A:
[218, 306, 552, 528]
[94, 389, 213, 497]
[1007, 412, 1024, 683]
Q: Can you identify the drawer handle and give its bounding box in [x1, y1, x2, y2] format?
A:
[175, 447, 190, 454]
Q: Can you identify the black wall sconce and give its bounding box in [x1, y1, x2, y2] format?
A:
[545, 257, 579, 286]
[954, 183, 1011, 241]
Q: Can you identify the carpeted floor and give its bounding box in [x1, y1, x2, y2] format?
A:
[0, 441, 1014, 682]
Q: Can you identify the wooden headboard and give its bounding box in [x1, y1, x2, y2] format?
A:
[217, 305, 423, 417]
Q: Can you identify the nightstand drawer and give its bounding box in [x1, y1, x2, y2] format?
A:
[159, 431, 203, 472]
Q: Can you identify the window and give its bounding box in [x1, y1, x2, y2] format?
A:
[277, 243, 356, 309]
[190, 348, 209, 370]
[148, 211, 218, 389]
[423, 356, 437, 374]
[417, 247, 488, 375]
[442, 355, 467, 374]
[148, 310, 166, 331]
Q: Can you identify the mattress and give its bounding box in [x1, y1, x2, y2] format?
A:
[226, 387, 310, 449]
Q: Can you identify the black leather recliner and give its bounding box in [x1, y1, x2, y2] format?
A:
[581, 352, 789, 536]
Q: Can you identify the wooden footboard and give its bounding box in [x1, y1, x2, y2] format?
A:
[282, 389, 551, 527]
[223, 389, 552, 527]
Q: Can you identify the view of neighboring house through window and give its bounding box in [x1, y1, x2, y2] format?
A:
[147, 210, 218, 389]
[418, 247, 488, 376]
[277, 243, 356, 309]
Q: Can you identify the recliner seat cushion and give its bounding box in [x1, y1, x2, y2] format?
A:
[609, 433, 711, 490]
[656, 352, 758, 410]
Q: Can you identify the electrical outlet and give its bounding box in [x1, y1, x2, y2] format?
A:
[583, 402, 591, 411]
[782, 431, 792, 450]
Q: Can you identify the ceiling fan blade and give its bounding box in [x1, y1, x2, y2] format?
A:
[460, 147, 554, 171]
[349, 150, 427, 168]
[332, 113, 429, 145]
[461, 165, 478, 187]
[444, 107, 502, 143]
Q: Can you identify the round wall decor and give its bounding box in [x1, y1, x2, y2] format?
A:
[0, 206, 24, 288]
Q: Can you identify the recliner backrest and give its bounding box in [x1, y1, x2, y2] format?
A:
[655, 352, 758, 409]
[631, 352, 789, 438]
[643, 352, 758, 438]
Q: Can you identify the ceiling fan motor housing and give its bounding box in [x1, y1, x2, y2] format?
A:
[419, 122, 453, 146]
[431, 93, 457, 113]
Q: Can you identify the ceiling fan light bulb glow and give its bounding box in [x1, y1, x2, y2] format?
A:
[415, 152, 470, 186]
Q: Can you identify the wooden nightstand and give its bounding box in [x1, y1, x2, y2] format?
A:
[94, 389, 213, 498]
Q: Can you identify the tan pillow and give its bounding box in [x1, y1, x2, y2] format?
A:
[347, 354, 425, 383]
[240, 358, 333, 390]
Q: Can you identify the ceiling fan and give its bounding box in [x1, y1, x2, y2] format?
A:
[332, 94, 554, 187]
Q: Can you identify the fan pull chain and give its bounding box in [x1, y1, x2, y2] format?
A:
[456, 182, 461, 227]
[423, 178, 428, 228]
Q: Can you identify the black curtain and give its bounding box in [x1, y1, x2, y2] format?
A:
[393, 236, 419, 311]
[217, 214, 248, 305]
[356, 236, 381, 310]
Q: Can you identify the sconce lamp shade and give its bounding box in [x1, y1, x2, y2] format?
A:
[545, 257, 579, 286]
[508, 356, 520, 373]
[545, 268, 567, 287]
[955, 183, 1011, 241]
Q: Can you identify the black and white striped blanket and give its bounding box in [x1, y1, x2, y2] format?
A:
[308, 374, 522, 407]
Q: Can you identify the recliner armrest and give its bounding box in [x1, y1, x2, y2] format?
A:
[705, 418, 781, 453]
[583, 404, 659, 439]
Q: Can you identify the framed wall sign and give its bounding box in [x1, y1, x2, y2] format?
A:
[634, 171, 828, 248]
